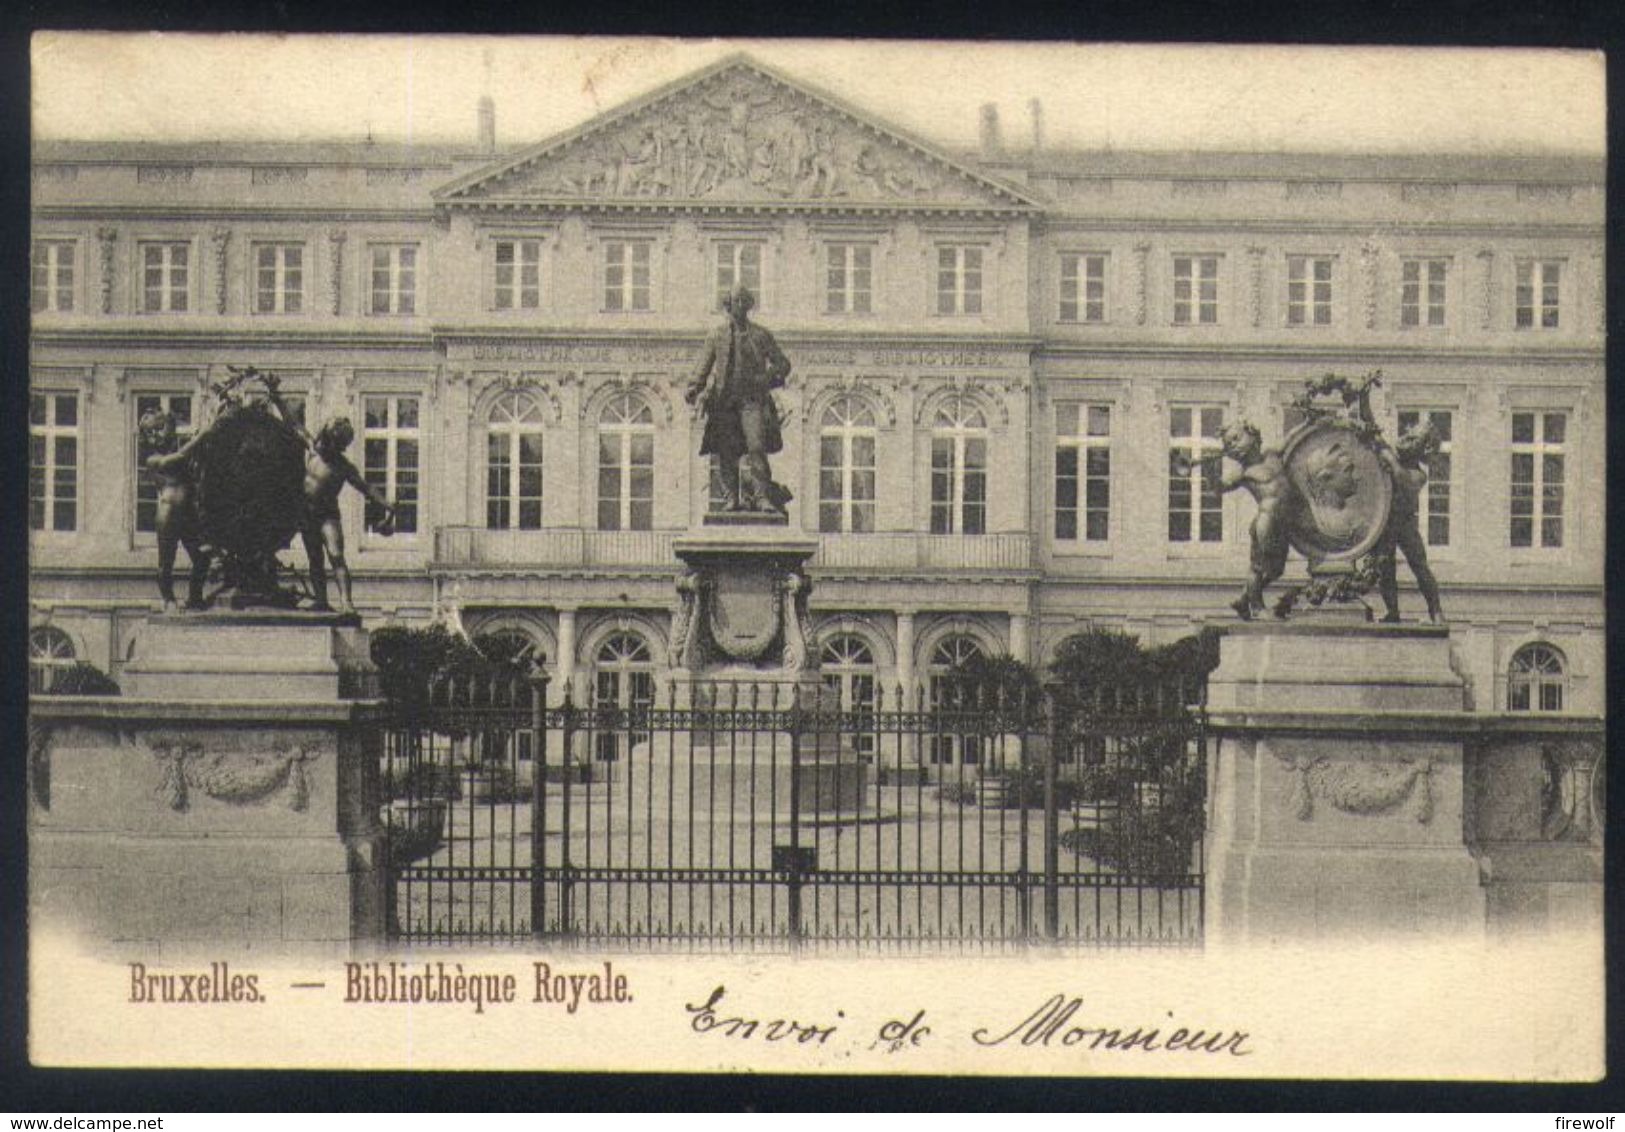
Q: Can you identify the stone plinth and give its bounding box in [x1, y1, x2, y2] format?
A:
[1205, 622, 1485, 944]
[669, 523, 865, 813]
[122, 610, 377, 700]
[29, 697, 385, 955]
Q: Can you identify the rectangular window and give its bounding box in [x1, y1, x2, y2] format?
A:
[254, 243, 304, 314]
[1168, 405, 1225, 543]
[492, 239, 542, 310]
[1397, 409, 1454, 547]
[362, 395, 420, 534]
[31, 240, 76, 313]
[604, 241, 652, 312]
[1515, 259, 1562, 329]
[29, 391, 79, 532]
[825, 244, 873, 314]
[141, 242, 190, 313]
[930, 435, 987, 535]
[936, 245, 984, 315]
[1400, 258, 1447, 328]
[1172, 255, 1220, 325]
[134, 393, 194, 533]
[597, 430, 654, 531]
[1286, 255, 1333, 326]
[817, 429, 877, 533]
[714, 241, 763, 309]
[1054, 403, 1111, 543]
[369, 245, 418, 315]
[1510, 411, 1566, 549]
[1058, 253, 1107, 323]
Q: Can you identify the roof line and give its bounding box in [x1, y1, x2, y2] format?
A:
[433, 52, 1043, 210]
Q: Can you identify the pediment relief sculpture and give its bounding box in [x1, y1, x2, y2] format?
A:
[444, 63, 1031, 211]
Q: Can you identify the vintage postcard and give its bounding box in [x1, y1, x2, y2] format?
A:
[26, 35, 1604, 1078]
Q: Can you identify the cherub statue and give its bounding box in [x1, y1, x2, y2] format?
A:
[264, 377, 397, 613]
[1214, 421, 1294, 620]
[1375, 420, 1446, 623]
[140, 409, 211, 613]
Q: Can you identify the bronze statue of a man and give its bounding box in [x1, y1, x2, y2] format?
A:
[685, 283, 793, 514]
[265, 379, 396, 613]
[140, 410, 211, 612]
[1376, 420, 1446, 623]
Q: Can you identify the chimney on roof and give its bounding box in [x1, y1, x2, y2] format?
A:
[1029, 98, 1044, 153]
[477, 95, 496, 154]
[979, 103, 1002, 158]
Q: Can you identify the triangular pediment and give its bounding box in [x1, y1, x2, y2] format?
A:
[438, 56, 1038, 213]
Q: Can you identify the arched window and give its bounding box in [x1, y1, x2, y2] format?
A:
[485, 392, 544, 530]
[818, 395, 877, 533]
[927, 634, 986, 765]
[820, 633, 878, 755]
[591, 631, 656, 762]
[1508, 643, 1567, 713]
[930, 395, 988, 535]
[28, 626, 75, 694]
[597, 391, 655, 532]
[475, 629, 545, 670]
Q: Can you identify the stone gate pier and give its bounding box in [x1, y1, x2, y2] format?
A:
[1204, 621, 1603, 944]
[28, 611, 386, 955]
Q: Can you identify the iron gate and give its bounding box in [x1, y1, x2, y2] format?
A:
[382, 675, 1205, 949]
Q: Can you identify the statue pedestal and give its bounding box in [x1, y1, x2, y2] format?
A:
[1204, 622, 1485, 944]
[665, 523, 866, 815]
[122, 610, 377, 701]
[29, 613, 385, 955]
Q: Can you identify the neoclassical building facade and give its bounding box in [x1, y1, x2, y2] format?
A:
[29, 55, 1605, 728]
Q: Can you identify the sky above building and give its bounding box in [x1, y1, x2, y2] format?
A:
[32, 34, 1605, 156]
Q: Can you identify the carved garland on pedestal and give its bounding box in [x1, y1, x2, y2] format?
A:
[1276, 752, 1435, 824]
[150, 739, 320, 812]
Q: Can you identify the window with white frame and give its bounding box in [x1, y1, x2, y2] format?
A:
[1168, 405, 1225, 543]
[1286, 255, 1333, 326]
[1400, 258, 1447, 328]
[493, 238, 542, 311]
[1054, 403, 1111, 543]
[133, 392, 194, 534]
[140, 242, 190, 313]
[28, 626, 77, 694]
[29, 391, 80, 532]
[936, 245, 984, 315]
[1510, 411, 1565, 549]
[361, 395, 420, 534]
[368, 244, 418, 315]
[714, 241, 763, 309]
[929, 395, 988, 535]
[603, 241, 652, 312]
[591, 631, 655, 762]
[1507, 643, 1567, 713]
[825, 243, 874, 314]
[818, 395, 877, 534]
[1058, 253, 1107, 323]
[928, 635, 986, 765]
[485, 392, 545, 531]
[1396, 409, 1454, 547]
[1173, 255, 1220, 325]
[253, 242, 304, 314]
[31, 240, 76, 313]
[1515, 259, 1562, 330]
[597, 391, 655, 532]
[820, 633, 878, 754]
